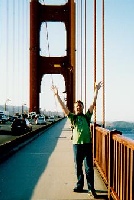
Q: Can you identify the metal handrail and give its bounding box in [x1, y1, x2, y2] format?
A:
[92, 124, 134, 200]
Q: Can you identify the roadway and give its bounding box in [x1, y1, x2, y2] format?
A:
[0, 118, 107, 200]
[0, 120, 49, 145]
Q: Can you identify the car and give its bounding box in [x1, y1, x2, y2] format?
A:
[28, 112, 36, 119]
[9, 115, 18, 122]
[35, 116, 46, 125]
[0, 114, 8, 124]
[11, 118, 32, 135]
[47, 116, 55, 122]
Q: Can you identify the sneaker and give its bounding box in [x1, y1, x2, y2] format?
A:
[73, 187, 83, 193]
[88, 189, 94, 197]
[88, 189, 97, 198]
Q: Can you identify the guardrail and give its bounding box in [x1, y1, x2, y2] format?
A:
[92, 124, 134, 200]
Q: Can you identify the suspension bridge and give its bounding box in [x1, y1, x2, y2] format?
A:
[0, 0, 134, 199]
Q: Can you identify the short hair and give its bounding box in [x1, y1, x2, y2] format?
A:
[74, 100, 83, 105]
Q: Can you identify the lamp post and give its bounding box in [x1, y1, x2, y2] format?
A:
[22, 103, 26, 114]
[5, 99, 11, 111]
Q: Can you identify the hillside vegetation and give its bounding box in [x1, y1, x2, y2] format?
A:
[106, 121, 134, 132]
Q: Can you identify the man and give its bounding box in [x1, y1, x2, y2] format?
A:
[52, 81, 102, 197]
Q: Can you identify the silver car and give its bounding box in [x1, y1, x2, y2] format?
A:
[47, 116, 55, 122]
[35, 116, 46, 125]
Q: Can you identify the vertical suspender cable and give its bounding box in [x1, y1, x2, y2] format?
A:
[26, 0, 29, 112]
[80, 0, 83, 100]
[84, 0, 87, 112]
[12, 0, 15, 115]
[77, 0, 82, 101]
[94, 0, 97, 124]
[76, 0, 80, 100]
[6, 0, 9, 100]
[102, 0, 105, 127]
[21, 0, 24, 108]
[45, 22, 54, 85]
[45, 22, 58, 113]
[17, 0, 20, 113]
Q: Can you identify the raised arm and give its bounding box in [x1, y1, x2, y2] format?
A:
[89, 81, 103, 113]
[51, 85, 70, 116]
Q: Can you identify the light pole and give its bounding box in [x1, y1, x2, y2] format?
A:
[22, 103, 26, 114]
[5, 99, 11, 111]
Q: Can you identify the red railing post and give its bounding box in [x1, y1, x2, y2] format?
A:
[92, 123, 96, 166]
[108, 130, 113, 199]
[109, 130, 122, 200]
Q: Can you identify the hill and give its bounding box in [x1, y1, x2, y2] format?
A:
[105, 121, 134, 132]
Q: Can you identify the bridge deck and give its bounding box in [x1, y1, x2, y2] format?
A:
[0, 119, 107, 200]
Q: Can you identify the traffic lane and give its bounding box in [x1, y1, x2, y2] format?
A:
[0, 123, 51, 145]
[0, 123, 18, 145]
[0, 119, 66, 200]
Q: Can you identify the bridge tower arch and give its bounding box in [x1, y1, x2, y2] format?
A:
[29, 0, 75, 113]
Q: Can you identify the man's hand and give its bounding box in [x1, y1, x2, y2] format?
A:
[51, 85, 58, 96]
[89, 81, 103, 113]
[95, 81, 103, 91]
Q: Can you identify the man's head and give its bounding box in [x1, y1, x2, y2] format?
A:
[74, 100, 84, 114]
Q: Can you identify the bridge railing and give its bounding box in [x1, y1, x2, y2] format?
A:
[92, 124, 134, 200]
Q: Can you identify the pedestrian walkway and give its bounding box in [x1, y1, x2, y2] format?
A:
[0, 118, 108, 200]
[30, 119, 108, 200]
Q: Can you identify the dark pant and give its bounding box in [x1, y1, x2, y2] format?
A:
[73, 143, 94, 190]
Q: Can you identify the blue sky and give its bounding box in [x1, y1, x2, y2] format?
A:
[104, 0, 134, 121]
[0, 0, 134, 122]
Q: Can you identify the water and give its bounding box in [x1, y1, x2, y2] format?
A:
[106, 126, 134, 140]
[122, 130, 134, 140]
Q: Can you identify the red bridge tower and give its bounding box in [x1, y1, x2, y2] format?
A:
[29, 0, 75, 113]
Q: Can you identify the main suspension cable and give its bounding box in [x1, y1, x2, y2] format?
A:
[44, 22, 58, 113]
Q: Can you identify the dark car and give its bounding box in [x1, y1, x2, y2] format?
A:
[9, 115, 19, 122]
[11, 118, 32, 135]
[0, 114, 8, 124]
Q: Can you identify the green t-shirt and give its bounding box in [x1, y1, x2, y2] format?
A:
[68, 111, 93, 144]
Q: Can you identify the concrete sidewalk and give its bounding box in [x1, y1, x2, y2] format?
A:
[30, 119, 108, 200]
